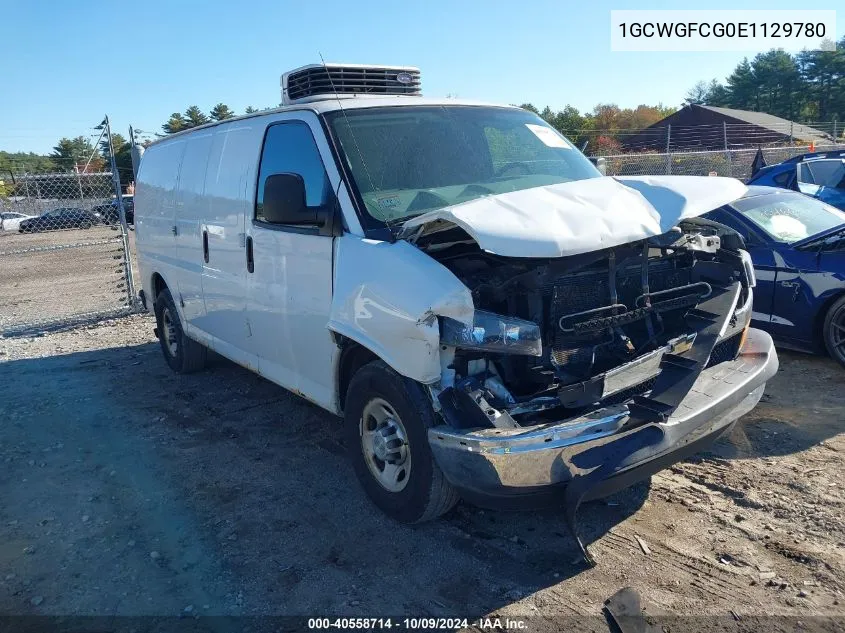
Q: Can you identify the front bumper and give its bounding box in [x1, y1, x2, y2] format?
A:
[428, 328, 778, 499]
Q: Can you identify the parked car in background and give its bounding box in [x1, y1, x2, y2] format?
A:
[747, 149, 845, 211]
[18, 207, 100, 233]
[93, 195, 134, 226]
[1, 211, 35, 232]
[704, 186, 845, 367]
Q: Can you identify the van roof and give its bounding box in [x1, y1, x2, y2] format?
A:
[148, 97, 520, 146]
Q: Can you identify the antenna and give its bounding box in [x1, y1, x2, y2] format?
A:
[319, 53, 378, 198]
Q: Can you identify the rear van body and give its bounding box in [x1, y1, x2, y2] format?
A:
[135, 64, 776, 560]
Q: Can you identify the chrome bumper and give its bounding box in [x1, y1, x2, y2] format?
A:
[428, 328, 778, 496]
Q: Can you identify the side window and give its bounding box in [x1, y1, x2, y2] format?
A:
[798, 160, 845, 187]
[255, 121, 331, 223]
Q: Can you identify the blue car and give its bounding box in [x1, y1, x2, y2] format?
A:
[747, 149, 845, 210]
[703, 186, 845, 368]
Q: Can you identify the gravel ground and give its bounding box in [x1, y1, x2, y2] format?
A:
[0, 227, 136, 333]
[1, 315, 844, 630]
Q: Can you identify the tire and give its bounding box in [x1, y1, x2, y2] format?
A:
[344, 360, 459, 523]
[80, 220, 92, 229]
[822, 295, 845, 369]
[154, 288, 207, 373]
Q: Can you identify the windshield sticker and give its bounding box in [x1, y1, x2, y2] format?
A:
[376, 195, 402, 212]
[525, 124, 571, 148]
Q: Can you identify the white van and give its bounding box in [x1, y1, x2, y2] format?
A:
[135, 64, 777, 559]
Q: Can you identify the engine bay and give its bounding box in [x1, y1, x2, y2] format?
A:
[416, 218, 753, 429]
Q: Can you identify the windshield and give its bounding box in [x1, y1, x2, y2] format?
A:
[733, 192, 845, 243]
[325, 105, 601, 225]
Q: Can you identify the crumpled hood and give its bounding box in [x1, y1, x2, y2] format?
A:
[399, 175, 748, 258]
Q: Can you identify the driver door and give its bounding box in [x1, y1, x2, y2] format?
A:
[244, 116, 338, 410]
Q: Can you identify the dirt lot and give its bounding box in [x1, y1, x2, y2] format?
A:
[0, 227, 136, 333]
[1, 315, 844, 630]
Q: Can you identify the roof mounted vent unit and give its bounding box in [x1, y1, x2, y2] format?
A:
[281, 63, 421, 105]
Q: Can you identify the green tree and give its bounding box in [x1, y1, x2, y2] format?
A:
[724, 58, 758, 110]
[100, 133, 133, 185]
[799, 40, 845, 122]
[0, 151, 54, 174]
[751, 50, 804, 120]
[183, 106, 209, 128]
[50, 136, 100, 171]
[163, 112, 186, 134]
[245, 105, 258, 114]
[685, 81, 711, 105]
[704, 79, 730, 106]
[210, 103, 235, 121]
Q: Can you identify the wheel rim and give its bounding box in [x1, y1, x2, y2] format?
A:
[162, 308, 178, 357]
[831, 307, 845, 361]
[360, 397, 411, 493]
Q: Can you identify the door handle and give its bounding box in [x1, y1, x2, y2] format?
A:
[246, 235, 254, 273]
[202, 230, 209, 263]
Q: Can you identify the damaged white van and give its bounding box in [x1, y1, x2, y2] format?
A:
[135, 64, 778, 561]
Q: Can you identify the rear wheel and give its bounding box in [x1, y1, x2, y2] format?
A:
[154, 288, 207, 373]
[344, 360, 459, 523]
[823, 295, 845, 369]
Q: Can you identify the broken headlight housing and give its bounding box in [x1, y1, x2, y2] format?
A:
[440, 310, 542, 357]
[739, 249, 756, 288]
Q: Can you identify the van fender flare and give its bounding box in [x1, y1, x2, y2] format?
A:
[327, 237, 474, 384]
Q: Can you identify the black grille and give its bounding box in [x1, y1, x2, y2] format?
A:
[551, 260, 693, 347]
[603, 376, 657, 406]
[706, 332, 743, 368]
[285, 66, 421, 101]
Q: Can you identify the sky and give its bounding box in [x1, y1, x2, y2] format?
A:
[1, 0, 842, 154]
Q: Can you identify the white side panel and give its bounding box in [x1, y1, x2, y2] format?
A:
[328, 236, 474, 384]
[183, 321, 261, 374]
[174, 130, 215, 322]
[134, 138, 187, 302]
[195, 122, 264, 349]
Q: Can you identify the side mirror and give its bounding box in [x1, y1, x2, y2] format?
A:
[261, 173, 319, 225]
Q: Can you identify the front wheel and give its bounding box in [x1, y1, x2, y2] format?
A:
[154, 288, 207, 373]
[344, 360, 459, 523]
[823, 295, 845, 369]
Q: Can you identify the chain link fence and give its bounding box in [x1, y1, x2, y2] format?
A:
[598, 143, 845, 179]
[0, 122, 137, 336]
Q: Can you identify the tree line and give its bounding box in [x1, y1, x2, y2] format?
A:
[0, 103, 262, 178]
[686, 36, 845, 124]
[519, 103, 677, 154]
[162, 103, 262, 134]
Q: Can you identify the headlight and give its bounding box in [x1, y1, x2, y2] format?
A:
[440, 310, 542, 356]
[739, 249, 756, 288]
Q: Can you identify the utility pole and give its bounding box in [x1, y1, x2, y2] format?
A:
[105, 115, 137, 310]
[74, 164, 84, 201]
[665, 124, 672, 175]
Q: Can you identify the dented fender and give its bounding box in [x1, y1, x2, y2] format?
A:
[328, 236, 474, 383]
